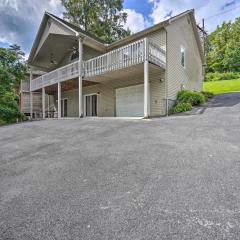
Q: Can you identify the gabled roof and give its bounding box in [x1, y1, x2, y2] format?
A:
[46, 13, 106, 44]
[28, 12, 106, 65]
[28, 9, 204, 65]
[107, 9, 204, 63]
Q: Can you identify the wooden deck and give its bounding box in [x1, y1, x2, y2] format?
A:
[30, 38, 166, 92]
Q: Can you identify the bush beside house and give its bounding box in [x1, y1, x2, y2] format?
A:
[170, 90, 213, 114]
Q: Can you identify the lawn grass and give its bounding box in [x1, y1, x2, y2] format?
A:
[203, 78, 240, 94]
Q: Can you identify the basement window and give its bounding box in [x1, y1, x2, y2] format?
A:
[180, 46, 185, 68]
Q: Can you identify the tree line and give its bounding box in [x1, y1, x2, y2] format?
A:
[61, 0, 130, 43]
[0, 45, 27, 124]
[206, 17, 240, 73]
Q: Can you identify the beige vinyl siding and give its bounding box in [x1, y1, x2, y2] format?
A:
[60, 90, 79, 117]
[83, 45, 103, 61]
[48, 18, 75, 36]
[58, 44, 103, 67]
[148, 29, 166, 51]
[109, 29, 166, 51]
[60, 68, 165, 117]
[150, 71, 166, 116]
[166, 15, 203, 101]
[148, 30, 166, 115]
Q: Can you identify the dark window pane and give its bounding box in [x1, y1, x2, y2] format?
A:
[64, 99, 67, 117]
[86, 96, 91, 116]
[92, 95, 97, 116]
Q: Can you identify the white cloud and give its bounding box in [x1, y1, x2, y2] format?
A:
[124, 9, 147, 33]
[0, 0, 64, 53]
[148, 0, 240, 32]
[195, 0, 240, 32]
[1, 0, 239, 56]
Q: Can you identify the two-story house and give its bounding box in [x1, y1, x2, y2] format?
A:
[26, 9, 204, 118]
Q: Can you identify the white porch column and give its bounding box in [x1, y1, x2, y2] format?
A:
[48, 95, 50, 118]
[30, 68, 33, 119]
[78, 37, 83, 118]
[42, 87, 45, 119]
[58, 82, 61, 118]
[144, 38, 150, 118]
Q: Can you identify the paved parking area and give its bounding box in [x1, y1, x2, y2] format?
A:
[0, 92, 240, 239]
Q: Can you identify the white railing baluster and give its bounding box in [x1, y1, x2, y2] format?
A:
[30, 38, 166, 91]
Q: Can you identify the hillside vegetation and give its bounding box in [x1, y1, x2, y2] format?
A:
[203, 79, 240, 94]
[0, 46, 26, 125]
[204, 17, 240, 94]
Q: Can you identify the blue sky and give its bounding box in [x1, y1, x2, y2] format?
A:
[0, 0, 239, 57]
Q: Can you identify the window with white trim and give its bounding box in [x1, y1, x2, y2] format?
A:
[180, 46, 185, 68]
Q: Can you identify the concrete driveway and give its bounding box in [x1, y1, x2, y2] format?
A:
[1, 92, 240, 240]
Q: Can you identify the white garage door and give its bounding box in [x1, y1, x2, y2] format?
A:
[116, 84, 144, 117]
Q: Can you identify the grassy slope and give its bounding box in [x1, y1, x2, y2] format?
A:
[203, 79, 240, 94]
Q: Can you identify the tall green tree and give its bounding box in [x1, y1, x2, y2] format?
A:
[8, 44, 25, 60]
[61, 0, 130, 43]
[206, 18, 240, 72]
[0, 47, 26, 124]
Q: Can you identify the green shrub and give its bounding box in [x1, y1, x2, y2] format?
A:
[177, 90, 205, 106]
[205, 72, 240, 82]
[0, 89, 27, 124]
[201, 91, 214, 101]
[170, 103, 192, 114]
[0, 102, 25, 124]
[0, 119, 6, 125]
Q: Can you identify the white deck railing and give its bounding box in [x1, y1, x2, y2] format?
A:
[31, 61, 79, 91]
[149, 41, 166, 68]
[84, 39, 145, 77]
[30, 38, 166, 91]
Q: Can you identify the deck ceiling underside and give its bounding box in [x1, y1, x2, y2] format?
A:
[38, 63, 164, 95]
[32, 34, 77, 71]
[44, 80, 99, 95]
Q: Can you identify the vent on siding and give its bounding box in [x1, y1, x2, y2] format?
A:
[47, 21, 51, 28]
[187, 18, 191, 25]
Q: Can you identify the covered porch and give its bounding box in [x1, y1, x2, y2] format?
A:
[30, 37, 166, 119]
[34, 61, 166, 119]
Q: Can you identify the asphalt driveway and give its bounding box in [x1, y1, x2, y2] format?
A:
[0, 92, 240, 240]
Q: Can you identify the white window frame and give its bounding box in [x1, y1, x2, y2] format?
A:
[180, 46, 185, 68]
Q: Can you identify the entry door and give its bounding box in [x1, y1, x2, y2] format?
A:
[61, 99, 68, 117]
[116, 84, 144, 117]
[85, 94, 97, 116]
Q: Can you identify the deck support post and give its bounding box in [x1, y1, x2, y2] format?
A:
[30, 68, 33, 119]
[48, 95, 50, 118]
[58, 82, 61, 118]
[42, 87, 45, 119]
[78, 37, 83, 118]
[144, 38, 150, 118]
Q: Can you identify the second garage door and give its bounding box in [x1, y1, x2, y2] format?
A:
[116, 84, 144, 117]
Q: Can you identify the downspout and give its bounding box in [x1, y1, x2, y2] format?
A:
[164, 28, 169, 116]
